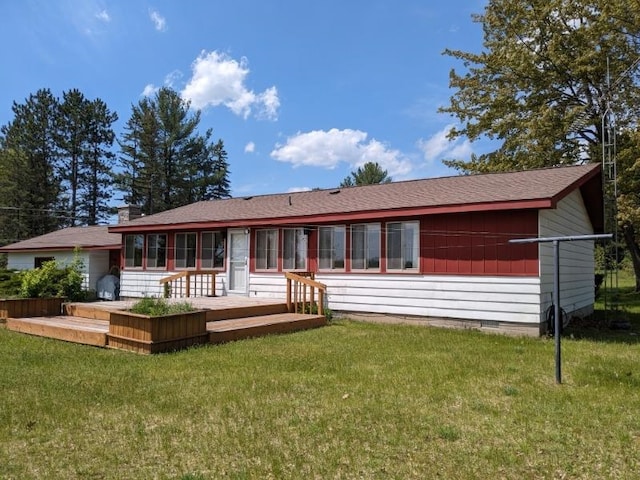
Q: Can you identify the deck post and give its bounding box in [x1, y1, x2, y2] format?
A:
[286, 278, 292, 312]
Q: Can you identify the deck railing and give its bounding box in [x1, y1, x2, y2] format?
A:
[284, 272, 327, 316]
[159, 270, 218, 298]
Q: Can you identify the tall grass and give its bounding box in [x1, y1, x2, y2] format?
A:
[0, 274, 639, 479]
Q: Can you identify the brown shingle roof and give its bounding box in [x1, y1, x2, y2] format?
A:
[110, 164, 601, 231]
[0, 225, 121, 252]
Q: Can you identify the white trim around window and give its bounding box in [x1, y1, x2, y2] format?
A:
[318, 225, 346, 271]
[283, 228, 308, 271]
[386, 221, 419, 271]
[146, 233, 167, 269]
[124, 234, 143, 268]
[175, 232, 197, 269]
[351, 223, 380, 271]
[255, 228, 279, 270]
[201, 231, 225, 269]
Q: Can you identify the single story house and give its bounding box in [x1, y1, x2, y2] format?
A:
[0, 225, 122, 292]
[108, 164, 603, 336]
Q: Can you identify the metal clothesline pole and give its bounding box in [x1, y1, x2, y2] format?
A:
[509, 233, 612, 384]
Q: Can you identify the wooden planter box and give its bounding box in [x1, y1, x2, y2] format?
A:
[107, 310, 208, 354]
[0, 297, 65, 320]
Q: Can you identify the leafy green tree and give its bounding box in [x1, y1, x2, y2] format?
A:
[340, 162, 392, 187]
[440, 0, 640, 290]
[0, 89, 62, 241]
[116, 87, 231, 214]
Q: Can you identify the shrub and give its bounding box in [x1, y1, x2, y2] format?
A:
[19, 257, 87, 301]
[0, 269, 23, 299]
[129, 297, 195, 316]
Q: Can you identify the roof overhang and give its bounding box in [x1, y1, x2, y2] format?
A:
[0, 245, 120, 253]
[108, 198, 554, 234]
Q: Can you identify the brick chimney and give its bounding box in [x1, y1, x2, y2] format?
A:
[117, 205, 142, 224]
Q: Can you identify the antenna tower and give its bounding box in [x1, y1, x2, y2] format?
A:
[600, 60, 619, 323]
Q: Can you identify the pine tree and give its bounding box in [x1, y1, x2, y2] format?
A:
[58, 89, 90, 226]
[0, 89, 61, 241]
[80, 98, 118, 225]
[117, 87, 231, 214]
[340, 162, 392, 187]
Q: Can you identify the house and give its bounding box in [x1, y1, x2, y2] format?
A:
[107, 164, 603, 336]
[0, 225, 123, 293]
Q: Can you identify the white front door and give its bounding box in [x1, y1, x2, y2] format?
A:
[228, 229, 249, 295]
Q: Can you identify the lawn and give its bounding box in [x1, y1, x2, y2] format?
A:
[1, 275, 639, 479]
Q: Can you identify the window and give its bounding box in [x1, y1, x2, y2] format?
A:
[201, 231, 225, 269]
[283, 228, 308, 270]
[175, 233, 197, 269]
[387, 222, 419, 270]
[351, 224, 380, 270]
[146, 234, 167, 268]
[34, 257, 55, 269]
[318, 226, 345, 270]
[256, 229, 278, 270]
[124, 234, 143, 268]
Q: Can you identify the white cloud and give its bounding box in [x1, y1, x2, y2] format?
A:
[95, 10, 110, 22]
[271, 128, 413, 177]
[141, 83, 159, 97]
[149, 9, 167, 32]
[244, 142, 256, 153]
[287, 187, 312, 193]
[164, 70, 183, 89]
[417, 124, 472, 164]
[181, 50, 280, 120]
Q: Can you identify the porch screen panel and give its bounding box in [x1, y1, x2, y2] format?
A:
[175, 233, 196, 269]
[256, 229, 278, 270]
[387, 222, 418, 270]
[146, 234, 167, 268]
[201, 232, 224, 269]
[125, 234, 143, 268]
[283, 228, 307, 270]
[319, 226, 345, 270]
[351, 224, 380, 270]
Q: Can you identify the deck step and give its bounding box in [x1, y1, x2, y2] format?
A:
[6, 316, 108, 347]
[203, 302, 289, 322]
[208, 313, 326, 344]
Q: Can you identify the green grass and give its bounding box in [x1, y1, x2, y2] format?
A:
[1, 275, 640, 478]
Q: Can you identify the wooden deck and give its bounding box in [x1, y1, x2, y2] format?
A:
[6, 296, 325, 351]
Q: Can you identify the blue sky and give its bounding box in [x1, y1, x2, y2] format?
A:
[0, 0, 491, 198]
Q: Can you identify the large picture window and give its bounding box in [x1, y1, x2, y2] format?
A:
[318, 226, 345, 270]
[146, 234, 167, 268]
[124, 234, 143, 268]
[351, 223, 380, 270]
[256, 229, 278, 270]
[386, 222, 419, 270]
[283, 228, 307, 270]
[201, 232, 225, 269]
[175, 233, 197, 269]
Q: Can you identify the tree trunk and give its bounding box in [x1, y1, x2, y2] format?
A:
[622, 222, 640, 292]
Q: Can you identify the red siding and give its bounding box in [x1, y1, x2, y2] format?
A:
[421, 210, 538, 276]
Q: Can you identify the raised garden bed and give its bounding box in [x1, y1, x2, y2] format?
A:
[0, 297, 65, 320]
[107, 309, 208, 354]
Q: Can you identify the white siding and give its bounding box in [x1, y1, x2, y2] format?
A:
[248, 272, 541, 324]
[539, 189, 595, 319]
[120, 270, 227, 299]
[6, 250, 104, 290]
